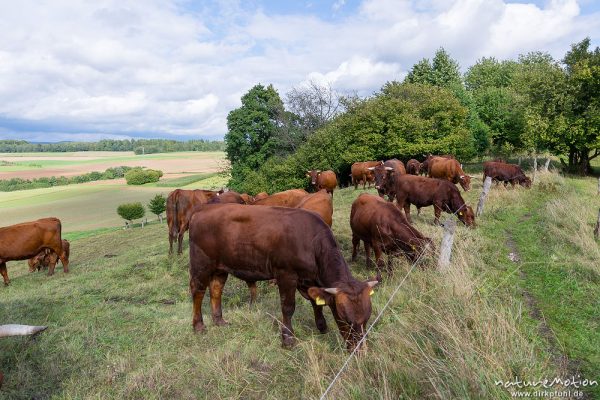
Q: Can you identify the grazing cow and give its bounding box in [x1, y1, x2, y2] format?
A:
[0, 324, 48, 388]
[0, 218, 69, 285]
[350, 194, 433, 273]
[239, 193, 254, 204]
[296, 189, 333, 227]
[369, 159, 406, 201]
[306, 170, 337, 195]
[350, 161, 382, 190]
[393, 175, 475, 227]
[428, 157, 472, 191]
[483, 162, 532, 188]
[208, 191, 246, 204]
[254, 192, 268, 201]
[167, 189, 220, 255]
[189, 204, 377, 351]
[252, 189, 308, 207]
[406, 159, 421, 175]
[28, 239, 70, 273]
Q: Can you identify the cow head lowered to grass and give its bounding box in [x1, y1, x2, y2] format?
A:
[188, 203, 377, 352]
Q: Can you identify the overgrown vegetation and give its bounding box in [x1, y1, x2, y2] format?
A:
[0, 166, 133, 192]
[226, 39, 600, 194]
[0, 139, 225, 153]
[124, 168, 163, 185]
[1, 171, 598, 398]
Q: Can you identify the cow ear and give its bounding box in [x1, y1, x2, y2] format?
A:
[308, 287, 334, 306]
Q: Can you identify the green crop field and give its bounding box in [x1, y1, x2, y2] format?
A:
[1, 169, 598, 399]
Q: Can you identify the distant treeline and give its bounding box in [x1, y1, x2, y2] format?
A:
[0, 139, 225, 153]
[0, 166, 134, 192]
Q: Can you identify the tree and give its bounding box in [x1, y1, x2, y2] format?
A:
[405, 58, 433, 85]
[148, 194, 166, 223]
[117, 203, 145, 228]
[124, 168, 162, 185]
[405, 48, 462, 89]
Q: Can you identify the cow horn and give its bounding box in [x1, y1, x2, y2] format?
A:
[459, 175, 465, 179]
[367, 281, 378, 288]
[323, 288, 339, 295]
[316, 170, 321, 173]
[367, 167, 375, 170]
[0, 324, 48, 338]
[385, 167, 393, 171]
[469, 175, 475, 178]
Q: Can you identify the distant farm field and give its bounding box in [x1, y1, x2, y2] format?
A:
[0, 151, 229, 232]
[0, 151, 226, 180]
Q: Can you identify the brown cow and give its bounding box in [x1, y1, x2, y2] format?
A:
[208, 191, 246, 204]
[254, 192, 268, 201]
[239, 193, 254, 204]
[406, 159, 421, 175]
[428, 157, 472, 191]
[393, 175, 475, 227]
[0, 218, 69, 285]
[296, 189, 333, 227]
[351, 194, 433, 274]
[369, 159, 406, 201]
[306, 170, 337, 196]
[167, 189, 220, 254]
[252, 189, 308, 207]
[483, 162, 532, 188]
[29, 239, 70, 273]
[350, 161, 382, 189]
[188, 204, 377, 351]
[419, 154, 454, 175]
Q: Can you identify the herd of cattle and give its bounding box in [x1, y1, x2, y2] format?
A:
[0, 156, 532, 384]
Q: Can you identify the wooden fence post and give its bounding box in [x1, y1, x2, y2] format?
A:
[594, 208, 600, 239]
[544, 158, 551, 172]
[438, 218, 456, 271]
[518, 156, 522, 166]
[532, 156, 538, 183]
[476, 176, 493, 217]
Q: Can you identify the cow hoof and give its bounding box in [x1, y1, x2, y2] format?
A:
[213, 318, 229, 327]
[3, 282, 9, 286]
[316, 321, 328, 334]
[193, 322, 206, 333]
[282, 336, 296, 349]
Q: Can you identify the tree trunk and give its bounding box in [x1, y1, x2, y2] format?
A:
[518, 156, 522, 166]
[532, 155, 537, 183]
[543, 158, 551, 172]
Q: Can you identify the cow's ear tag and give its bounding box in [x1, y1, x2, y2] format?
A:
[369, 289, 375, 296]
[459, 211, 463, 216]
[315, 296, 326, 306]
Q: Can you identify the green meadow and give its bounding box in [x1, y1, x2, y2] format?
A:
[1, 168, 598, 399]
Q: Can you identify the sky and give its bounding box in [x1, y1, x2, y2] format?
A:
[0, 0, 598, 143]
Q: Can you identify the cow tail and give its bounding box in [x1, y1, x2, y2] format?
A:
[169, 191, 180, 239]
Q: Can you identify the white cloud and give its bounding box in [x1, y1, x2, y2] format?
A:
[0, 0, 598, 141]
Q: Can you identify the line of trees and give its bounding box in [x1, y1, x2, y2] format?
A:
[0, 139, 225, 153]
[224, 38, 599, 193]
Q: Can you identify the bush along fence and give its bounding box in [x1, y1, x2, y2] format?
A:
[0, 166, 134, 192]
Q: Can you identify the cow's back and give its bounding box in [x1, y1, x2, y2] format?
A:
[253, 189, 308, 207]
[296, 190, 333, 226]
[0, 218, 62, 261]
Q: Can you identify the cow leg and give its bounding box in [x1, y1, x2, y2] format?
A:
[47, 259, 58, 276]
[168, 233, 174, 255]
[364, 242, 373, 269]
[58, 251, 69, 274]
[277, 277, 298, 348]
[403, 203, 413, 224]
[351, 235, 360, 262]
[177, 231, 185, 255]
[247, 281, 257, 305]
[0, 262, 9, 286]
[353, 177, 358, 190]
[209, 271, 229, 326]
[433, 204, 442, 225]
[373, 244, 386, 276]
[189, 246, 212, 333]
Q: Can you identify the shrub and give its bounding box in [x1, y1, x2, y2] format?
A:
[117, 202, 145, 227]
[124, 168, 162, 185]
[148, 194, 166, 222]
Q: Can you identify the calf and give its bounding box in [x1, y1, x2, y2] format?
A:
[393, 175, 475, 227]
[29, 239, 70, 274]
[350, 194, 433, 273]
[306, 170, 337, 195]
[483, 162, 531, 188]
[0, 218, 69, 285]
[350, 161, 382, 190]
[369, 159, 406, 201]
[189, 204, 377, 351]
[428, 157, 472, 191]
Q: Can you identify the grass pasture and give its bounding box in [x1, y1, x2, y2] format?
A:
[1, 169, 598, 399]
